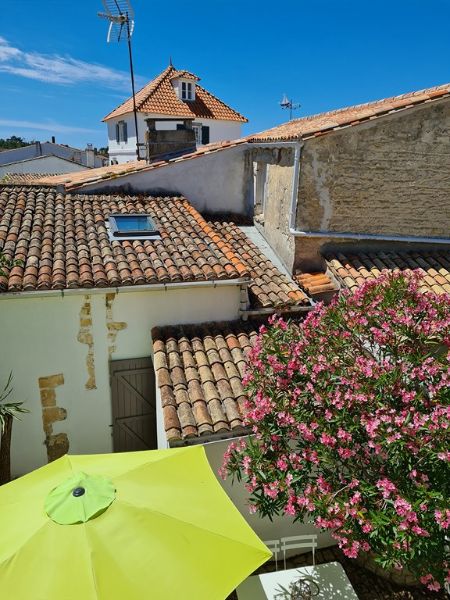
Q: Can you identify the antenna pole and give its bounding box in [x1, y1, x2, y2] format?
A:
[126, 14, 140, 160]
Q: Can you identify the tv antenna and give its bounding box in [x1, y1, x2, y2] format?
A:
[98, 1, 141, 160]
[280, 93, 301, 121]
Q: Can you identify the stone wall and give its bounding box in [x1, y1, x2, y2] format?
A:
[256, 99, 450, 273]
[297, 100, 450, 237]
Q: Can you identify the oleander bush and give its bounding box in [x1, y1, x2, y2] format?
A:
[222, 272, 450, 592]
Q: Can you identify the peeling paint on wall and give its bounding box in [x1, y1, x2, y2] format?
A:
[105, 293, 127, 358]
[77, 295, 96, 390]
[38, 373, 68, 462]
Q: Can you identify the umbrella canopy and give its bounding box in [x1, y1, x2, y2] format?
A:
[0, 445, 271, 599]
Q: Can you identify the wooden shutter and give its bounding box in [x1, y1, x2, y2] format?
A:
[110, 357, 157, 452]
[202, 126, 210, 145]
[123, 121, 128, 143]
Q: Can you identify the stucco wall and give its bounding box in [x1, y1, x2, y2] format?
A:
[205, 440, 335, 551]
[297, 100, 450, 237]
[107, 113, 242, 163]
[0, 284, 241, 476]
[80, 145, 253, 216]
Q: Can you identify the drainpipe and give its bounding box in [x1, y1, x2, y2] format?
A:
[288, 142, 450, 245]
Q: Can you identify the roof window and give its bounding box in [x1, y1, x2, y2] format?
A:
[181, 81, 194, 101]
[108, 214, 160, 240]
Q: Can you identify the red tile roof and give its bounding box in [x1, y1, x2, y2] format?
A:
[152, 320, 260, 443]
[249, 83, 450, 142]
[325, 249, 450, 295]
[0, 187, 249, 292]
[103, 65, 247, 123]
[211, 221, 309, 308]
[38, 139, 246, 191]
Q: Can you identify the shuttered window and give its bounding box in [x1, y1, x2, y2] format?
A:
[201, 126, 210, 145]
[116, 120, 128, 143]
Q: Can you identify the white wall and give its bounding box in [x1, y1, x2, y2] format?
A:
[204, 440, 336, 552]
[107, 113, 243, 164]
[0, 284, 241, 476]
[0, 156, 87, 176]
[80, 144, 252, 216]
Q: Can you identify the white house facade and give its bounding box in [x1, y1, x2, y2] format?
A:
[103, 64, 247, 164]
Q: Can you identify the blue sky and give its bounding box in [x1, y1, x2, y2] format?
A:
[1, 0, 449, 149]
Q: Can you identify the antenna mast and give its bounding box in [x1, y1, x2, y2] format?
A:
[98, 0, 141, 160]
[279, 94, 301, 121]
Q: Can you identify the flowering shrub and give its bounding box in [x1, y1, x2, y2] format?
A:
[222, 272, 450, 591]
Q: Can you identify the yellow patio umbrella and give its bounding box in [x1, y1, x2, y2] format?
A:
[0, 445, 271, 600]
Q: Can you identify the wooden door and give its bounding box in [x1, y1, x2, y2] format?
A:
[110, 357, 157, 452]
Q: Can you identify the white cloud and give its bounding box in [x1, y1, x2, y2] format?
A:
[0, 119, 100, 135]
[0, 37, 133, 88]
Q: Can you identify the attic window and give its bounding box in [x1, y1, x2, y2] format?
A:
[108, 214, 160, 240]
[181, 81, 194, 101]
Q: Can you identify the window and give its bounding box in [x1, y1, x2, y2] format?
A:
[193, 124, 202, 145]
[115, 121, 128, 144]
[181, 81, 194, 101]
[108, 214, 160, 240]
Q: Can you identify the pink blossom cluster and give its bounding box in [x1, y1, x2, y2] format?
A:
[222, 272, 450, 591]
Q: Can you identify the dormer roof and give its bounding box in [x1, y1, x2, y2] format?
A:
[103, 64, 247, 123]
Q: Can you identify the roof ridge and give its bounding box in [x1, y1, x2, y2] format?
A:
[289, 82, 450, 126]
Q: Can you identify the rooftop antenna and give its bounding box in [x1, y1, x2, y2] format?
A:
[98, 0, 141, 160]
[279, 93, 301, 121]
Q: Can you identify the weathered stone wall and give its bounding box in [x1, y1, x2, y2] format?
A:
[297, 100, 450, 236]
[252, 147, 296, 272]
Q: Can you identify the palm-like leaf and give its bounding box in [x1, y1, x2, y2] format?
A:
[0, 373, 28, 433]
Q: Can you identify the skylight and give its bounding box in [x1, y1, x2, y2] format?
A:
[108, 214, 160, 240]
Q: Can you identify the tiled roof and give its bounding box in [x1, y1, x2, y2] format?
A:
[0, 186, 249, 293]
[152, 320, 260, 443]
[210, 221, 309, 308]
[0, 173, 58, 185]
[295, 272, 339, 297]
[325, 249, 450, 295]
[249, 83, 450, 142]
[103, 65, 247, 123]
[38, 140, 246, 191]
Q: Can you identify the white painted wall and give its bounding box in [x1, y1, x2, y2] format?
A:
[0, 284, 241, 476]
[204, 440, 336, 552]
[0, 155, 87, 176]
[107, 113, 243, 164]
[79, 144, 251, 216]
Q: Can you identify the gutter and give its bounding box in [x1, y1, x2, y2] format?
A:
[0, 277, 250, 301]
[239, 304, 314, 319]
[287, 141, 450, 245]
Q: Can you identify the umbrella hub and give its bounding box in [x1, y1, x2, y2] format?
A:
[45, 472, 116, 525]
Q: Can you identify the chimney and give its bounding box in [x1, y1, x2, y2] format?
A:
[51, 136, 56, 144]
[35, 141, 42, 156]
[85, 143, 95, 168]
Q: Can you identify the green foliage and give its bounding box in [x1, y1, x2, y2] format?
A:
[0, 373, 28, 434]
[0, 136, 33, 150]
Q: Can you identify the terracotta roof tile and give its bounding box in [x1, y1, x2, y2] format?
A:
[0, 173, 58, 185]
[249, 83, 450, 142]
[0, 186, 249, 292]
[103, 65, 247, 123]
[325, 248, 450, 295]
[294, 272, 339, 297]
[151, 320, 262, 444]
[210, 221, 310, 309]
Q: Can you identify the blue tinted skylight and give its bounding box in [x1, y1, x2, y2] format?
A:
[109, 214, 159, 239]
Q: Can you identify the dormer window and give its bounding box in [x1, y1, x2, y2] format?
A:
[181, 81, 194, 101]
